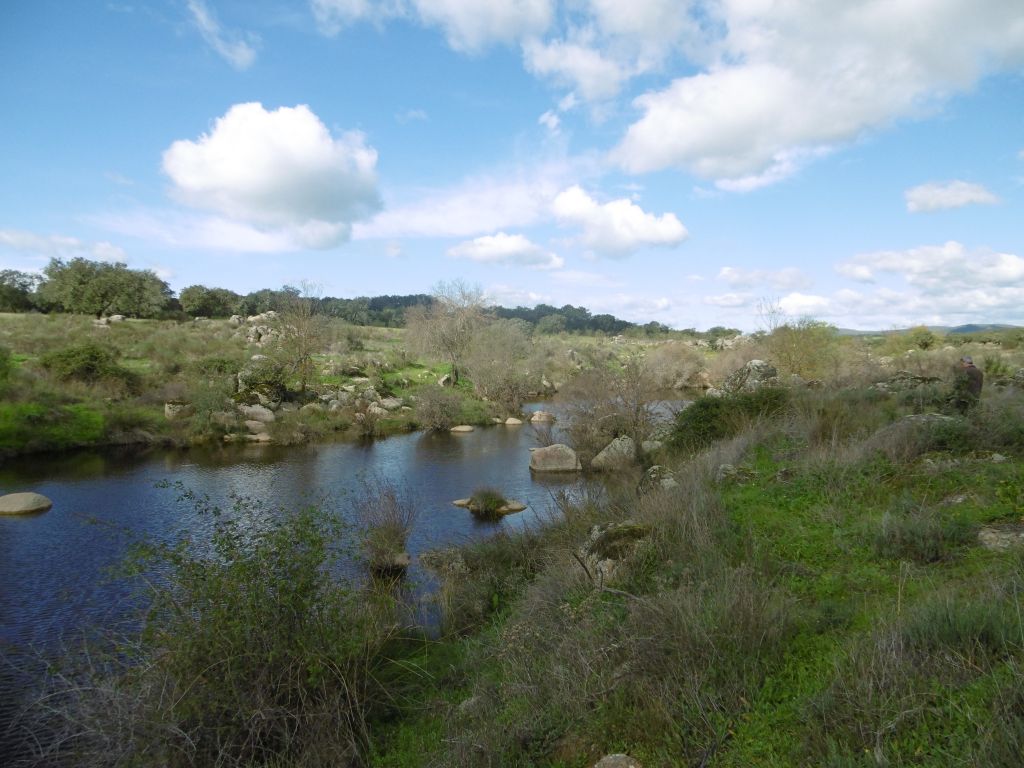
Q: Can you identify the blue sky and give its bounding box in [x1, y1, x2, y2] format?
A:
[1, 0, 1022, 330]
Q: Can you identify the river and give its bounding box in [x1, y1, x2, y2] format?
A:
[0, 403, 588, 758]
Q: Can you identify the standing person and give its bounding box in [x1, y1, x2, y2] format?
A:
[952, 355, 984, 414]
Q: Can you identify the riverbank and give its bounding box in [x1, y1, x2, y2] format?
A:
[8, 381, 1024, 767]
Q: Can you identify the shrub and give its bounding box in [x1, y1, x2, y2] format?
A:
[354, 479, 418, 576]
[871, 497, 974, 563]
[40, 342, 140, 393]
[414, 386, 462, 431]
[0, 345, 13, 382]
[468, 486, 508, 521]
[669, 387, 789, 452]
[46, 493, 404, 767]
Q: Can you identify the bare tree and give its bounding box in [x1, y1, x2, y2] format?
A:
[277, 281, 327, 394]
[405, 280, 486, 385]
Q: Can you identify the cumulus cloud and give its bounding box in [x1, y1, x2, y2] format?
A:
[905, 180, 1000, 212]
[552, 185, 687, 256]
[839, 241, 1024, 292]
[613, 0, 1024, 186]
[447, 232, 564, 270]
[162, 103, 381, 249]
[0, 228, 127, 262]
[354, 161, 576, 239]
[523, 37, 632, 101]
[718, 266, 811, 291]
[778, 292, 831, 317]
[187, 0, 258, 70]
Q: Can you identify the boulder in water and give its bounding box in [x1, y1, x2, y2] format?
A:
[529, 444, 581, 472]
[0, 492, 54, 516]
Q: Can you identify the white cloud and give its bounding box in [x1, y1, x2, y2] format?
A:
[187, 0, 258, 70]
[523, 36, 632, 101]
[552, 185, 687, 256]
[354, 161, 576, 239]
[905, 180, 1000, 212]
[448, 232, 564, 270]
[538, 110, 561, 133]
[839, 241, 1024, 292]
[835, 262, 875, 282]
[162, 103, 381, 249]
[310, 0, 405, 35]
[778, 292, 831, 317]
[312, 0, 552, 50]
[613, 0, 1024, 186]
[91, 209, 306, 253]
[412, 0, 553, 52]
[0, 229, 127, 263]
[718, 266, 811, 291]
[703, 292, 752, 308]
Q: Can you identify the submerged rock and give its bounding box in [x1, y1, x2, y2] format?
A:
[450, 425, 475, 433]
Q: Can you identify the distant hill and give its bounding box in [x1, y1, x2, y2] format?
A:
[837, 324, 1020, 337]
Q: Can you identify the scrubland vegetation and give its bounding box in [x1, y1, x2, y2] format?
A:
[5, 260, 1024, 766]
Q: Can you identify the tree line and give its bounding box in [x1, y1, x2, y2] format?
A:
[0, 257, 713, 336]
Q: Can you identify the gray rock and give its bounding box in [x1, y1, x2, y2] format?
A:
[244, 419, 266, 433]
[979, 526, 1024, 551]
[240, 404, 275, 423]
[505, 417, 523, 425]
[641, 440, 663, 453]
[379, 397, 404, 411]
[450, 425, 474, 433]
[0, 492, 54, 515]
[367, 403, 389, 418]
[591, 436, 637, 471]
[530, 410, 556, 423]
[529, 444, 581, 472]
[108, 314, 125, 323]
[594, 756, 642, 768]
[722, 359, 778, 393]
[300, 403, 324, 414]
[164, 401, 194, 421]
[640, 465, 678, 492]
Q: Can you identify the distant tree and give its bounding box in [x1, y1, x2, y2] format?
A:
[179, 285, 241, 318]
[463, 318, 539, 412]
[0, 269, 41, 312]
[405, 280, 486, 385]
[535, 314, 567, 335]
[38, 258, 171, 318]
[766, 318, 840, 378]
[906, 325, 939, 351]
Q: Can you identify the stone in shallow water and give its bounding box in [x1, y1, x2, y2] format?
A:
[0, 492, 54, 515]
[450, 425, 474, 433]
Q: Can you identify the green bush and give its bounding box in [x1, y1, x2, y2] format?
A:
[669, 387, 789, 452]
[95, 494, 403, 767]
[40, 342, 140, 392]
